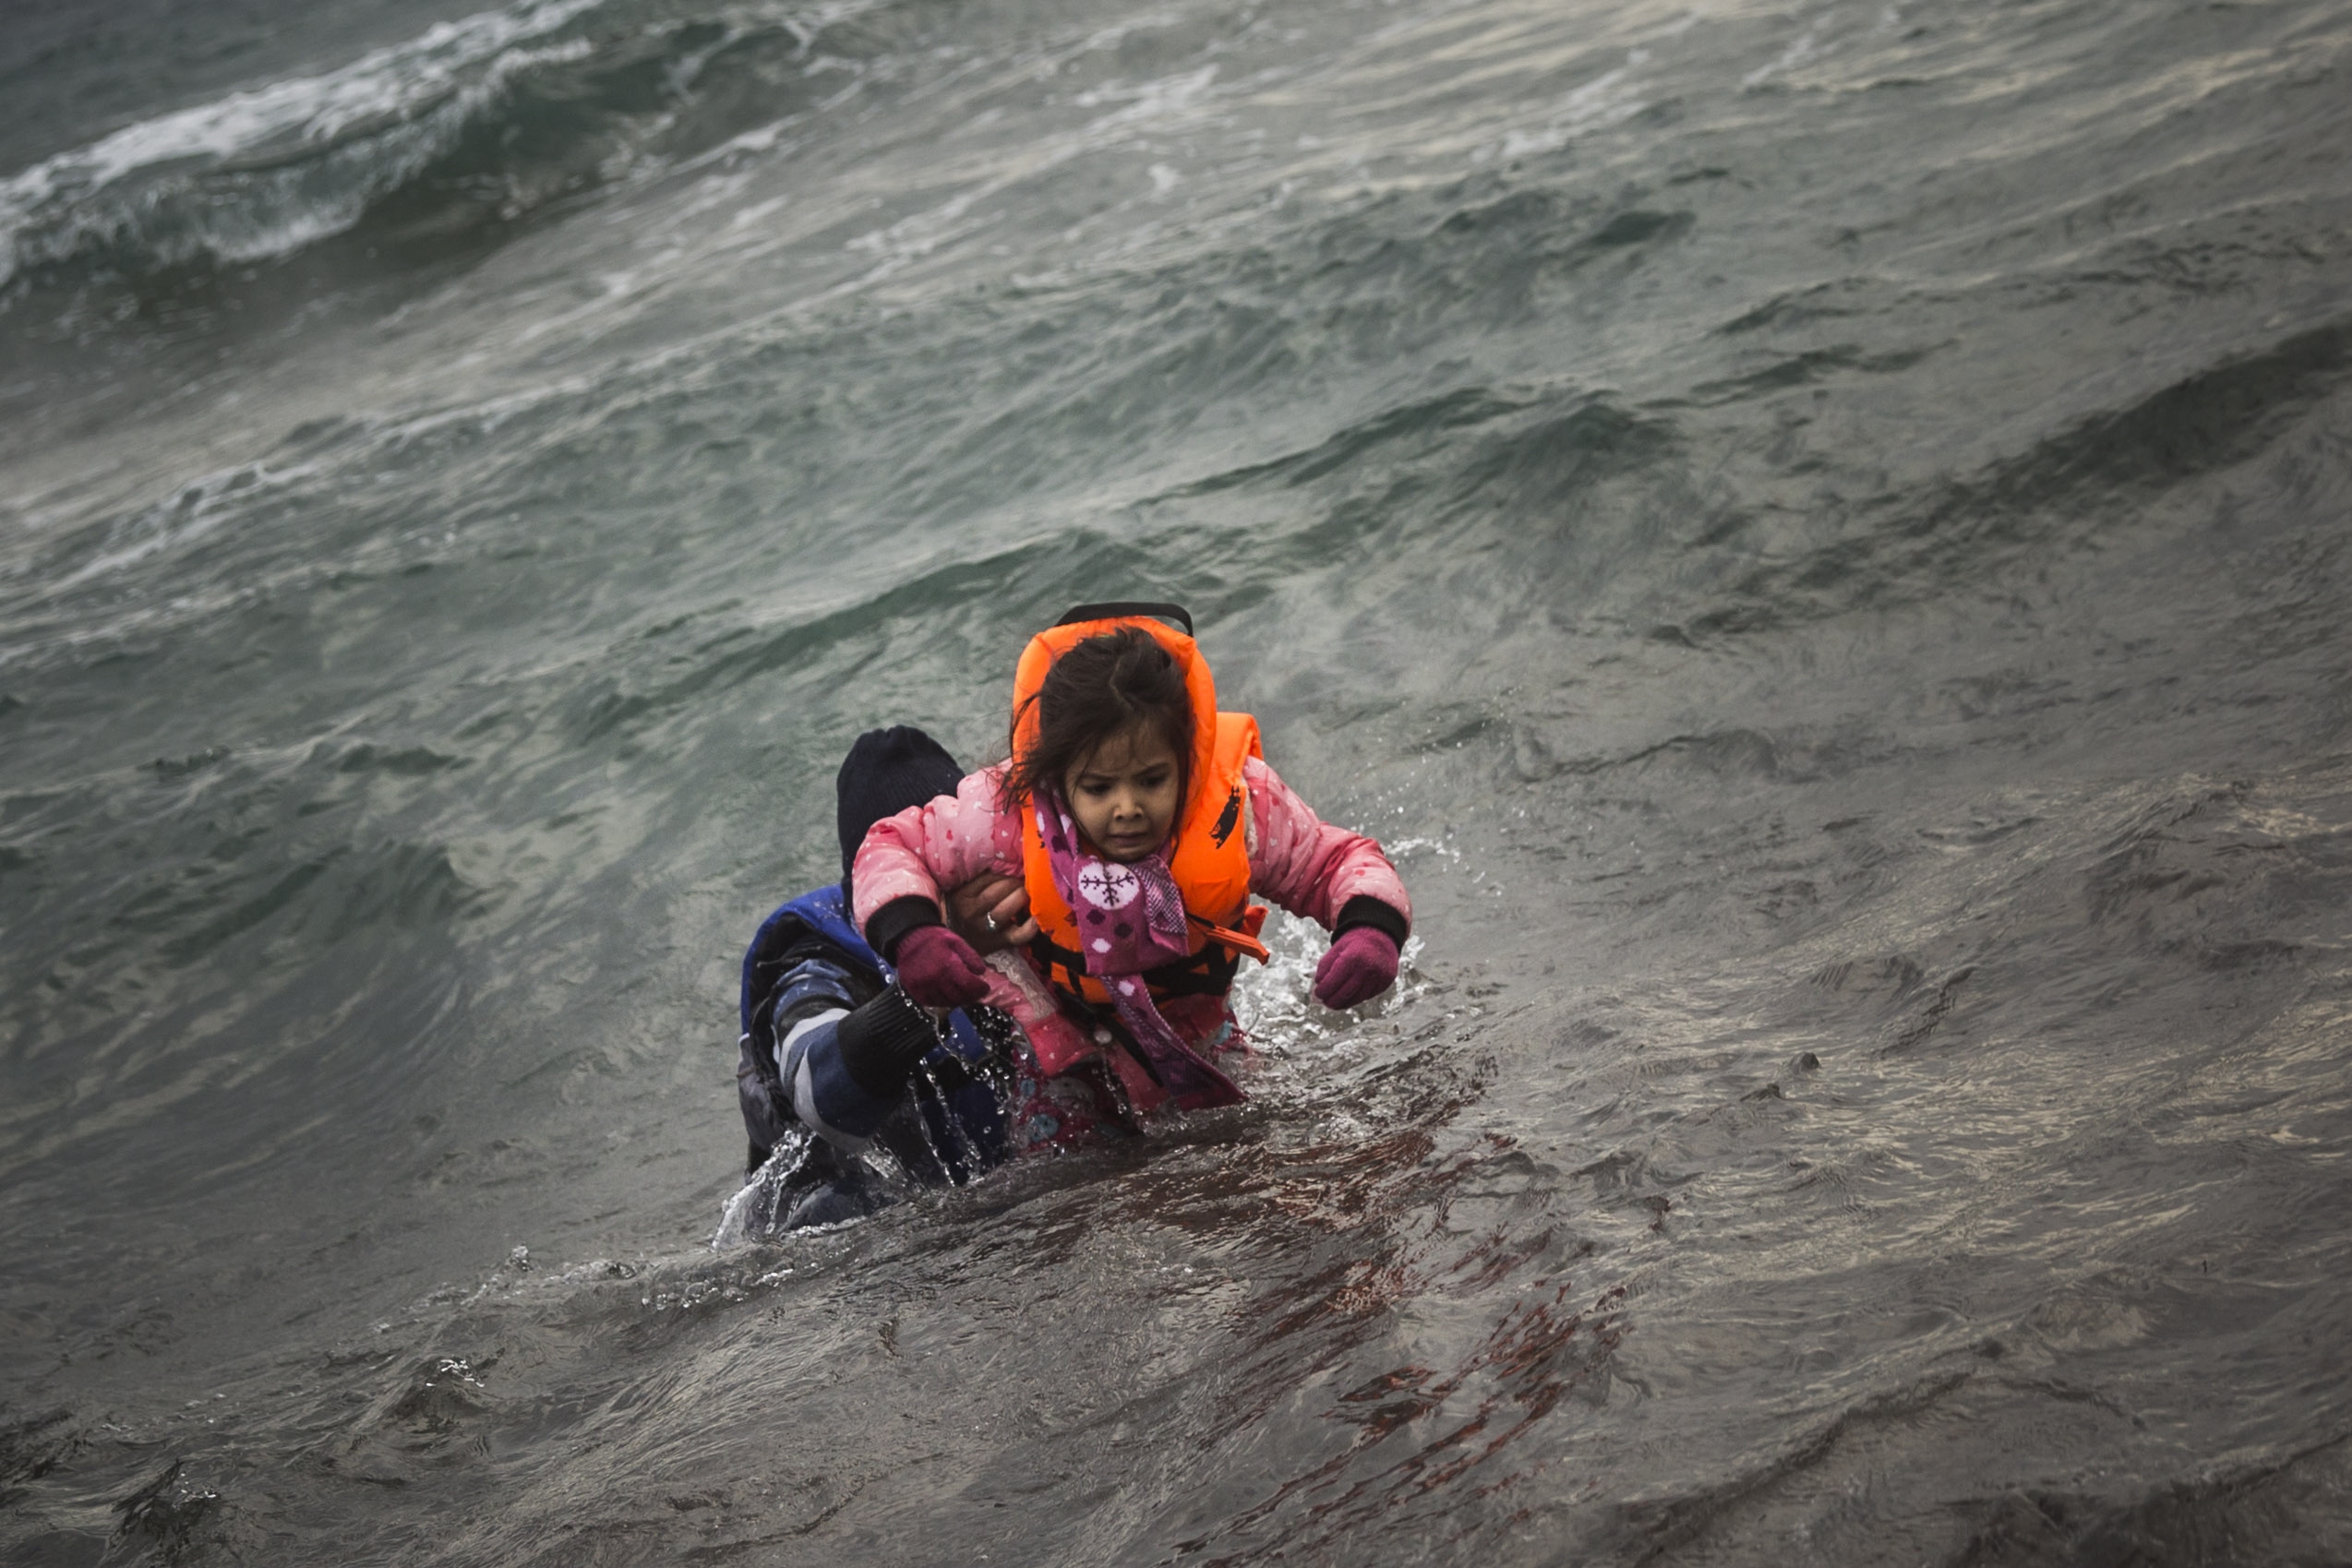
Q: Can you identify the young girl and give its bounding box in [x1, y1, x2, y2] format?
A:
[852, 603, 1410, 1131]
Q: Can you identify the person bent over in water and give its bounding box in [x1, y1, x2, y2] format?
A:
[732, 726, 1037, 1234]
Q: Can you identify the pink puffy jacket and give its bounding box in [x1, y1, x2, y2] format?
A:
[851, 757, 1410, 1011]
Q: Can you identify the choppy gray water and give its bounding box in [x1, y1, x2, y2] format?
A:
[5, 0, 2352, 1562]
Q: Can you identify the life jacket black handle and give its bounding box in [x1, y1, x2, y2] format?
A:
[1055, 601, 1194, 636]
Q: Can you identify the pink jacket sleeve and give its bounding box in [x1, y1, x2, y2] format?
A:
[1243, 755, 1411, 931]
[850, 756, 1410, 938]
[849, 764, 1023, 931]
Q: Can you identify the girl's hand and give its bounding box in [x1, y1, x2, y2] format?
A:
[894, 926, 993, 1009]
[1313, 927, 1398, 1010]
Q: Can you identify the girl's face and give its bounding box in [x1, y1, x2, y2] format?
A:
[1063, 724, 1183, 862]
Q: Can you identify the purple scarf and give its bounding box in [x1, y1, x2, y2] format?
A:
[1033, 789, 1242, 1107]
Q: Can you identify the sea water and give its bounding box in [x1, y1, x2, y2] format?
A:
[4, 0, 2351, 1562]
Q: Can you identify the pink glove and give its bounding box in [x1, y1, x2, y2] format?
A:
[1314, 927, 1399, 1010]
[894, 925, 990, 1009]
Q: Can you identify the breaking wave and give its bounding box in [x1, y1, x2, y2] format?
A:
[0, 0, 864, 290]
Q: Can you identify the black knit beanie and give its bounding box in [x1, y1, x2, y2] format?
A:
[835, 726, 964, 881]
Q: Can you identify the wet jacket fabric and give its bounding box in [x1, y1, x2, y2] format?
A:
[735, 884, 1005, 1182]
[857, 758, 1408, 940]
[850, 756, 1411, 1052]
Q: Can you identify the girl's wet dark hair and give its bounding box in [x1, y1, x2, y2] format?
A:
[1003, 627, 1194, 809]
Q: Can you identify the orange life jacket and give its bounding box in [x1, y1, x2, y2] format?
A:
[1014, 608, 1269, 1009]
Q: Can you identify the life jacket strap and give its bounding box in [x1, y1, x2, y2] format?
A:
[1026, 932, 1243, 999]
[1189, 910, 1270, 963]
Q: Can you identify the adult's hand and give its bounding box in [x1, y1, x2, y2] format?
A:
[945, 870, 1037, 955]
[894, 926, 992, 1009]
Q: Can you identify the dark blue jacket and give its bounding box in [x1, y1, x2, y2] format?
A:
[736, 884, 1006, 1187]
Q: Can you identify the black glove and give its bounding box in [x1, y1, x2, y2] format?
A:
[833, 985, 942, 1101]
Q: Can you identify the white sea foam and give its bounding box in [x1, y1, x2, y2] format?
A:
[50, 461, 319, 593]
[0, 0, 604, 281]
[1742, 14, 1831, 89]
[1479, 58, 1649, 163]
